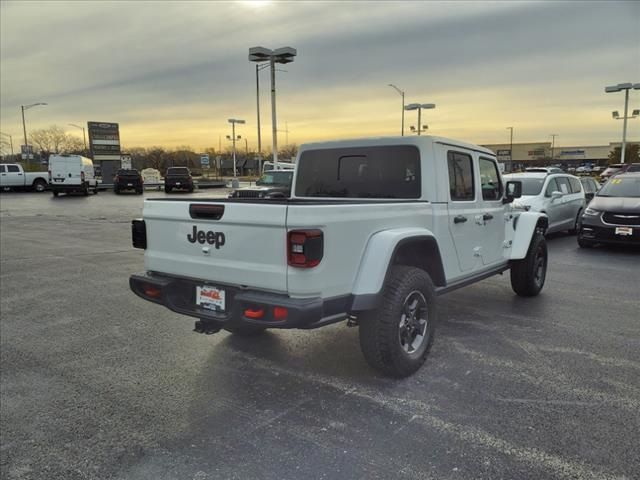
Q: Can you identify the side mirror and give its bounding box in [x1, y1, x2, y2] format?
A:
[551, 191, 563, 200]
[503, 180, 522, 204]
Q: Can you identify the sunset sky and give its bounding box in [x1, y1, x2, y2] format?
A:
[1, 0, 639, 152]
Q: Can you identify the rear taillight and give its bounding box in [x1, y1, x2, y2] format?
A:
[48, 170, 51, 181]
[288, 229, 323, 268]
[132, 219, 147, 249]
[81, 171, 85, 181]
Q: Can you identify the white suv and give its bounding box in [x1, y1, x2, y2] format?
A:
[504, 172, 585, 234]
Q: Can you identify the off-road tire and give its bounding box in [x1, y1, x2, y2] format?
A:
[224, 325, 267, 336]
[33, 179, 47, 192]
[358, 266, 437, 378]
[510, 232, 547, 297]
[568, 209, 582, 235]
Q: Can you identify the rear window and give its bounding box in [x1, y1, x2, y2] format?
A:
[117, 169, 138, 175]
[167, 167, 189, 175]
[295, 145, 420, 198]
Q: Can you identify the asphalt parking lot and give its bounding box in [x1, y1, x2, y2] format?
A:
[1, 191, 639, 480]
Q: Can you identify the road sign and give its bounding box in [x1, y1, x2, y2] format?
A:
[201, 154, 210, 169]
[20, 144, 33, 160]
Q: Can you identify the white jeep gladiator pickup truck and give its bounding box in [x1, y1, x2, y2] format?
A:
[130, 136, 548, 377]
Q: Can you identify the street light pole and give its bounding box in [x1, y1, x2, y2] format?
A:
[605, 82, 640, 164]
[388, 84, 405, 136]
[227, 118, 245, 178]
[249, 46, 297, 171]
[550, 134, 558, 161]
[21, 102, 48, 147]
[506, 127, 514, 172]
[405, 103, 436, 136]
[69, 124, 87, 151]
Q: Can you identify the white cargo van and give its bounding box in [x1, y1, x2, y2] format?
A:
[48, 155, 98, 197]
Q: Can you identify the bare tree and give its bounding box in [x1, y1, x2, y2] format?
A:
[29, 125, 85, 154]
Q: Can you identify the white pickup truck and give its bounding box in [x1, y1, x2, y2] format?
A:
[130, 136, 549, 377]
[0, 163, 48, 192]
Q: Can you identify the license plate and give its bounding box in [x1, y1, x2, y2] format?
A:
[196, 285, 225, 312]
[176, 182, 181, 186]
[127, 183, 133, 186]
[615, 227, 633, 236]
[54, 178, 64, 182]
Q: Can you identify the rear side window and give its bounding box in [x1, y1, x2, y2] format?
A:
[582, 179, 594, 194]
[447, 151, 475, 201]
[568, 177, 582, 193]
[479, 157, 502, 201]
[295, 145, 420, 198]
[7, 165, 20, 173]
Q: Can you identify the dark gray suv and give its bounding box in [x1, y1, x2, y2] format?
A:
[578, 172, 640, 247]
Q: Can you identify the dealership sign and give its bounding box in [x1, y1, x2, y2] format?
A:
[20, 144, 34, 160]
[496, 149, 511, 161]
[88, 122, 120, 160]
[201, 154, 210, 169]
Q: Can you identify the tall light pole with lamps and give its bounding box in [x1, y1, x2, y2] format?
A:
[404, 103, 436, 136]
[550, 134, 558, 162]
[388, 84, 405, 136]
[227, 118, 245, 178]
[68, 123, 87, 151]
[21, 102, 47, 158]
[605, 82, 640, 164]
[249, 46, 297, 170]
[506, 126, 514, 171]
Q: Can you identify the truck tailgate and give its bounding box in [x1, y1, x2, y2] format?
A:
[143, 200, 288, 292]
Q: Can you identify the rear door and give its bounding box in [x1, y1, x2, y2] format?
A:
[143, 200, 289, 292]
[0, 165, 6, 187]
[442, 148, 485, 273]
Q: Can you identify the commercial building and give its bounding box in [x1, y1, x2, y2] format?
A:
[481, 141, 638, 172]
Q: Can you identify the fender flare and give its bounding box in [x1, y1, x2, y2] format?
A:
[350, 228, 445, 311]
[510, 211, 548, 260]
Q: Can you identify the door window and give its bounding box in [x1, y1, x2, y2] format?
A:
[545, 178, 559, 196]
[7, 165, 20, 173]
[555, 177, 571, 194]
[568, 177, 582, 193]
[479, 157, 502, 201]
[447, 151, 475, 201]
[0, 165, 5, 173]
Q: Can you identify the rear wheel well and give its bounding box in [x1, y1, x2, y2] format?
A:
[391, 237, 446, 287]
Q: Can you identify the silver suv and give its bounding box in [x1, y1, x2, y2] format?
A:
[504, 172, 586, 234]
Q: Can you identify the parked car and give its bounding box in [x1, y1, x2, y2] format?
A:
[601, 163, 626, 182]
[141, 168, 161, 190]
[625, 163, 640, 173]
[504, 172, 586, 234]
[578, 172, 640, 247]
[228, 170, 293, 199]
[130, 135, 549, 378]
[114, 169, 143, 194]
[580, 176, 601, 202]
[525, 167, 563, 173]
[164, 167, 194, 193]
[0, 163, 48, 192]
[48, 155, 98, 197]
[576, 165, 592, 173]
[591, 165, 605, 174]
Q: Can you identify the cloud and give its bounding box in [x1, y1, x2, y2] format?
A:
[1, 0, 639, 149]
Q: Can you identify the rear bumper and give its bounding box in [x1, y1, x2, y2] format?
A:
[165, 179, 193, 189]
[115, 181, 142, 190]
[50, 181, 89, 192]
[129, 272, 350, 330]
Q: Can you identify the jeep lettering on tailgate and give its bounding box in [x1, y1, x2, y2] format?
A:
[187, 226, 226, 249]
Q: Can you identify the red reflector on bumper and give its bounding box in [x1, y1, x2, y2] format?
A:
[273, 307, 288, 321]
[244, 308, 265, 319]
[144, 286, 162, 298]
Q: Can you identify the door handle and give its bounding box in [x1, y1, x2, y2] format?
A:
[454, 215, 467, 224]
[483, 213, 494, 221]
